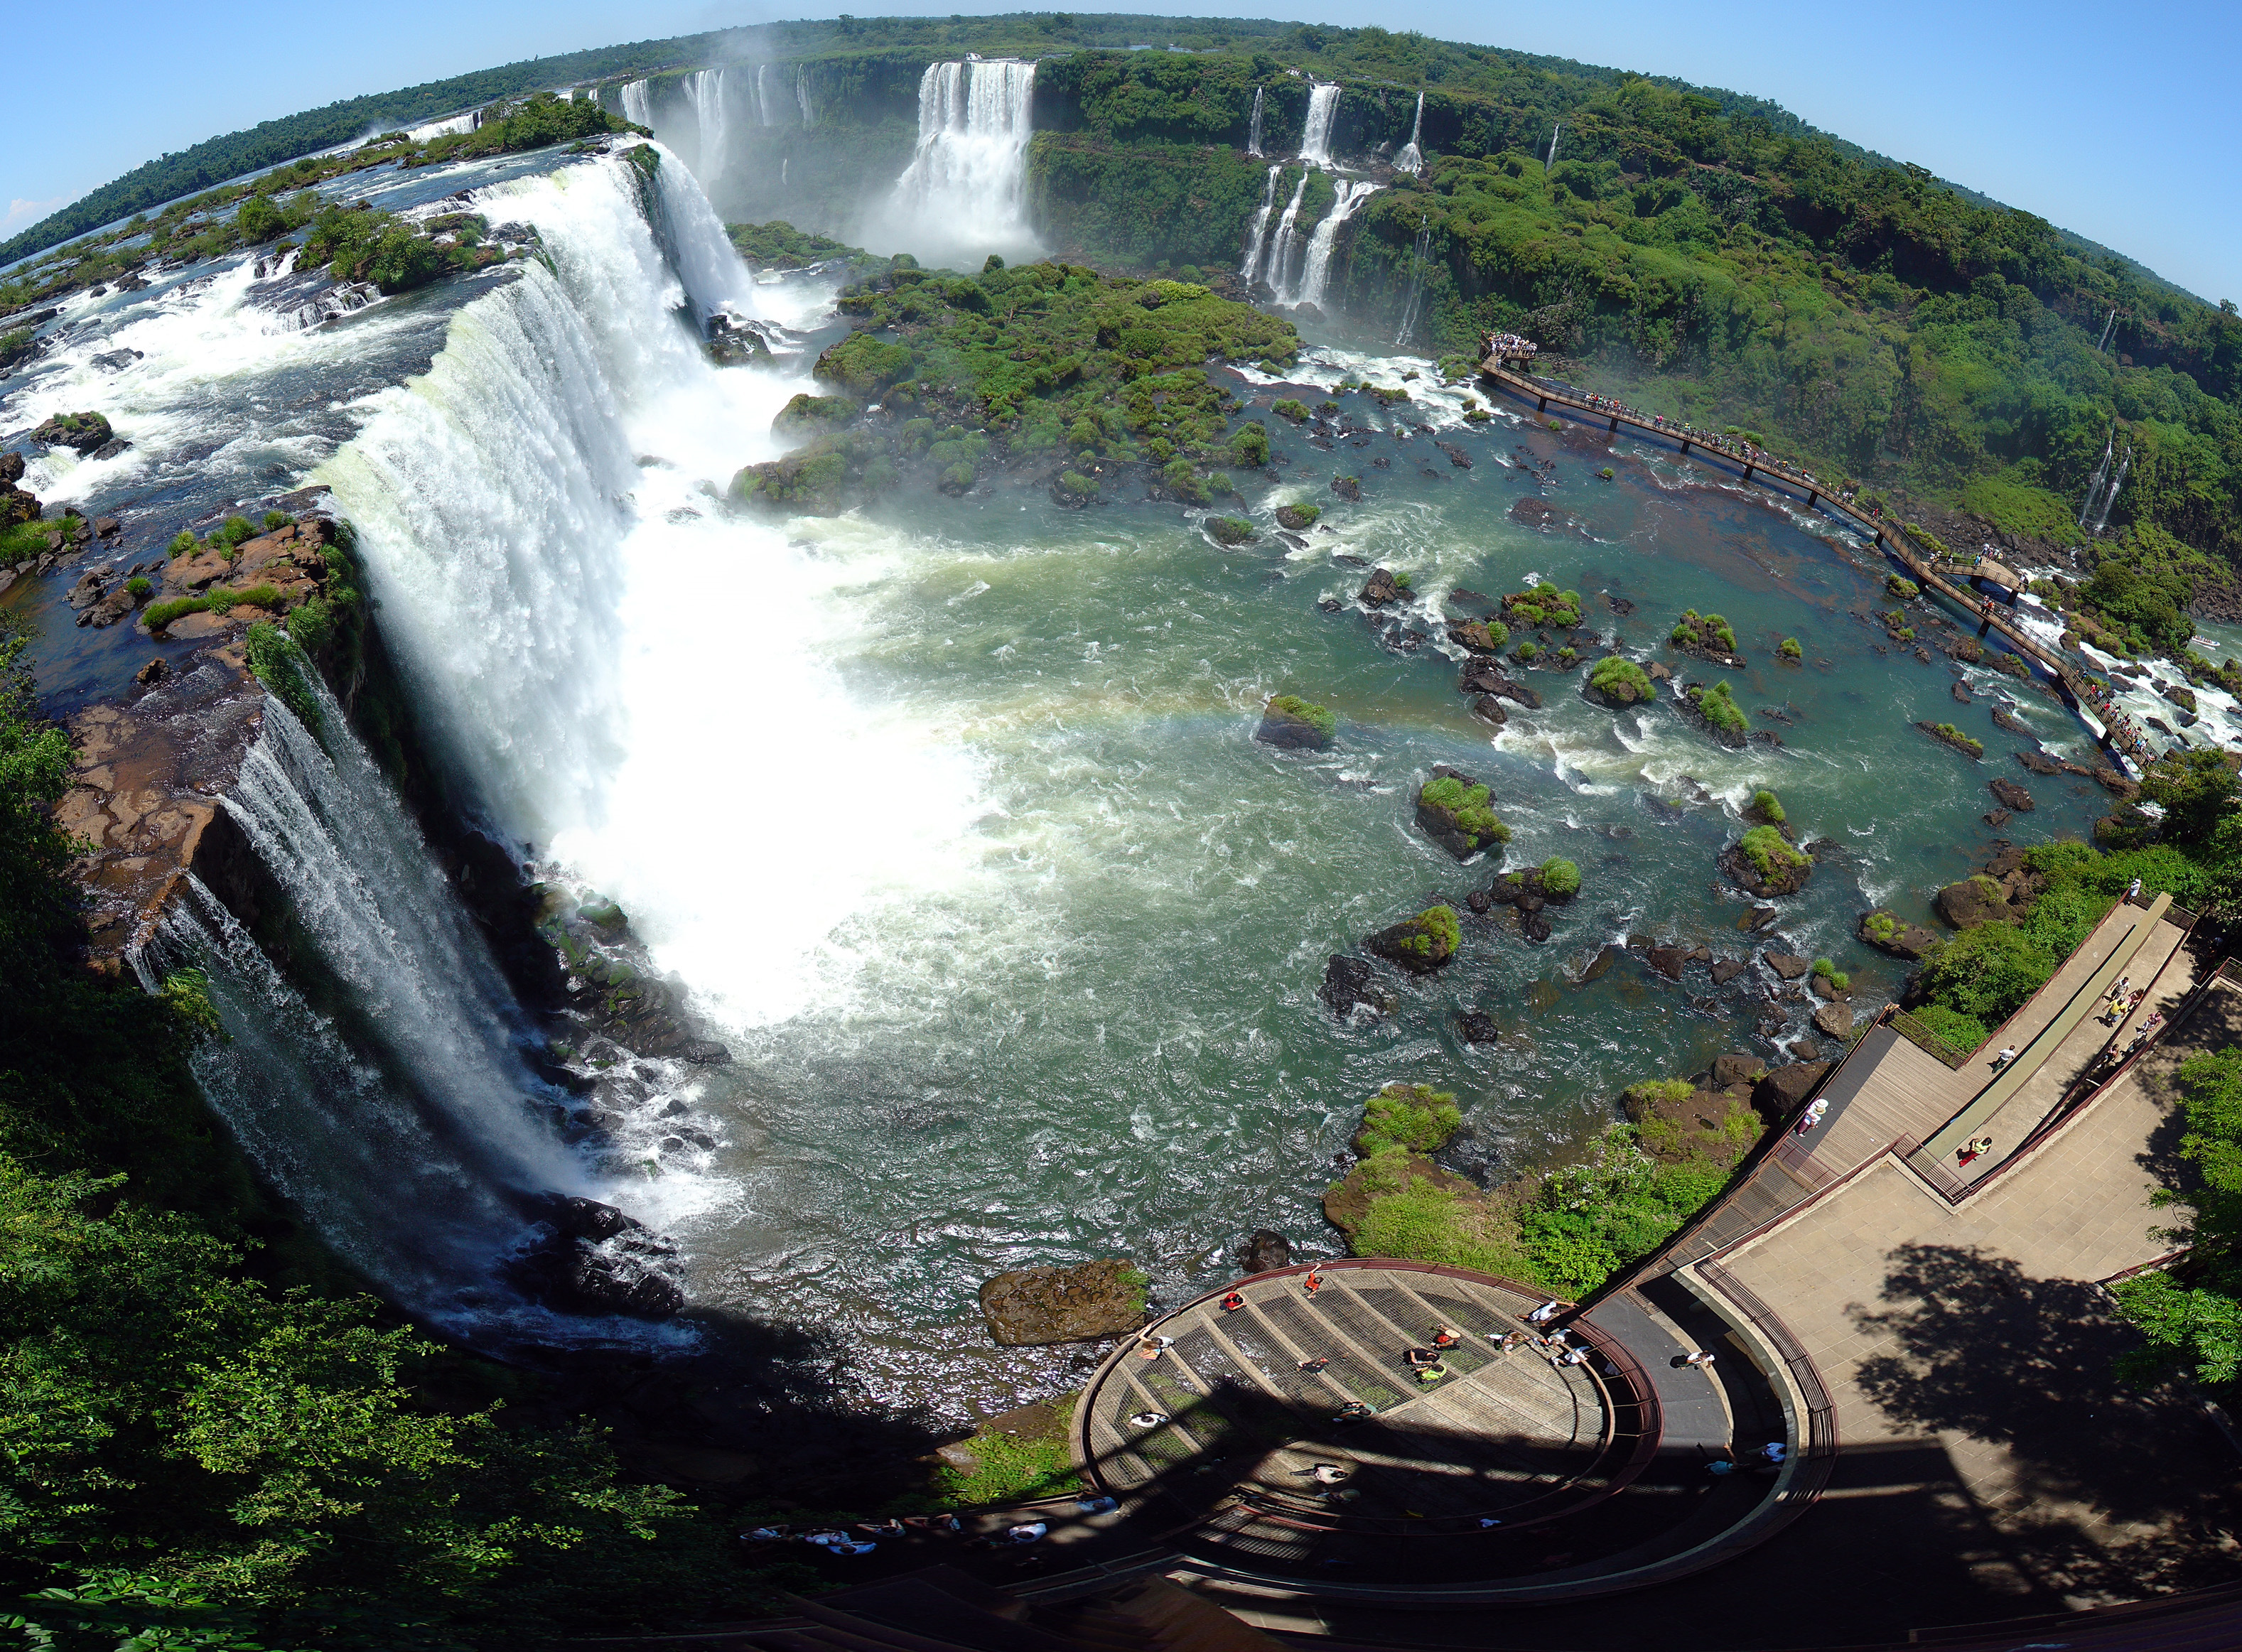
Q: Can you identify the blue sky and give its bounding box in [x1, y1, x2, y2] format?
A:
[4, 1, 2236, 303]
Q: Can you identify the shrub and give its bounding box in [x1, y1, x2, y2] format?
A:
[1913, 1003, 1990, 1054]
[1587, 655, 1653, 704]
[167, 531, 198, 558]
[1352, 1164, 1529, 1278]
[1752, 788, 1784, 823]
[1162, 458, 1210, 504]
[246, 622, 320, 731]
[1539, 857, 1580, 897]
[1387, 905, 1462, 963]
[1055, 470, 1098, 504]
[1689, 679, 1749, 733]
[1929, 722, 1985, 757]
[1811, 959, 1850, 991]
[124, 576, 152, 599]
[1739, 825, 1807, 878]
[1503, 587, 1584, 628]
[1271, 398, 1310, 423]
[1228, 422, 1270, 467]
[1358, 1083, 1462, 1157]
[1266, 695, 1335, 740]
[1205, 515, 1256, 546]
[1779, 636, 1804, 659]
[1421, 775, 1509, 845]
[1597, 465, 1615, 478]
[262, 509, 290, 530]
[1886, 573, 1920, 599]
[216, 516, 258, 547]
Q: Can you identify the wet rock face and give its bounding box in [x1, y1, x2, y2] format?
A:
[1936, 876, 2010, 929]
[507, 1194, 684, 1319]
[1320, 954, 1395, 1018]
[1236, 1229, 1293, 1275]
[1754, 1061, 1831, 1120]
[1990, 777, 2036, 812]
[1360, 566, 1401, 608]
[1859, 910, 1939, 959]
[978, 1258, 1144, 1346]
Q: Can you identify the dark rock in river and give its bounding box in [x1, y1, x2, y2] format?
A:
[1754, 1061, 1831, 1121]
[979, 1258, 1146, 1346]
[676, 1038, 732, 1065]
[1470, 693, 1507, 727]
[1710, 958, 1747, 986]
[1720, 835, 1813, 899]
[508, 1195, 684, 1319]
[1255, 696, 1335, 750]
[1367, 906, 1462, 974]
[2016, 748, 2063, 775]
[1860, 910, 1939, 960]
[1647, 945, 1689, 980]
[1360, 566, 1401, 608]
[1331, 475, 1362, 502]
[1237, 1229, 1294, 1275]
[1951, 680, 1972, 703]
[1416, 765, 1507, 860]
[1457, 1010, 1499, 1042]
[1811, 1000, 1855, 1039]
[1713, 1052, 1767, 1089]
[1936, 877, 2009, 929]
[1764, 951, 1811, 981]
[1989, 777, 2035, 812]
[1320, 954, 1396, 1018]
[1578, 944, 1622, 984]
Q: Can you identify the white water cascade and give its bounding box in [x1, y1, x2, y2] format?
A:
[323, 148, 982, 1036]
[1298, 83, 1340, 168]
[136, 681, 599, 1328]
[1394, 212, 1433, 344]
[1395, 92, 1425, 175]
[1239, 165, 1282, 283]
[1247, 86, 1265, 157]
[795, 65, 817, 125]
[1261, 172, 1313, 298]
[886, 59, 1040, 267]
[620, 78, 654, 130]
[2077, 428, 2116, 529]
[1286, 178, 1381, 309]
[2093, 443, 2132, 534]
[687, 68, 731, 183]
[1546, 122, 1562, 170]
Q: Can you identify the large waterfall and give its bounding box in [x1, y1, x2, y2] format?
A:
[1396, 92, 1425, 175]
[1286, 178, 1380, 308]
[1260, 173, 1312, 296]
[1247, 86, 1265, 157]
[1298, 83, 1341, 168]
[686, 68, 731, 183]
[620, 78, 653, 130]
[1239, 165, 1281, 283]
[885, 58, 1041, 268]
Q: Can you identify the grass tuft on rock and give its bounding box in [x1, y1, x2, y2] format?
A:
[1739, 825, 1807, 879]
[1539, 857, 1581, 897]
[1357, 1083, 1461, 1157]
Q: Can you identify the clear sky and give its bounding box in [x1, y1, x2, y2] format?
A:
[4, 1, 2235, 303]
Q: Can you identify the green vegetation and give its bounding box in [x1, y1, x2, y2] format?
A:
[1585, 654, 1654, 705]
[2111, 1050, 2242, 1393]
[1419, 774, 1509, 848]
[1501, 585, 1584, 627]
[1865, 910, 1898, 942]
[245, 622, 321, 733]
[1266, 694, 1337, 741]
[1811, 958, 1851, 991]
[1779, 636, 1804, 659]
[1206, 514, 1258, 545]
[736, 261, 1296, 512]
[1738, 824, 1807, 878]
[1750, 787, 1785, 824]
[725, 219, 868, 270]
[1391, 905, 1462, 963]
[915, 1403, 1084, 1509]
[1539, 856, 1582, 897]
[1350, 1154, 1529, 1280]
[1886, 573, 1921, 599]
[1671, 608, 1739, 653]
[1913, 1003, 1992, 1054]
[1686, 678, 1749, 735]
[1357, 1083, 1462, 1157]
[142, 585, 285, 630]
[1271, 398, 1311, 423]
[124, 576, 152, 599]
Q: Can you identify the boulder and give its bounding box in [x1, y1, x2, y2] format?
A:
[1647, 944, 1689, 980]
[1735, 905, 1779, 932]
[1360, 567, 1402, 607]
[1951, 680, 1972, 703]
[1764, 951, 1811, 981]
[1448, 619, 1506, 654]
[1859, 910, 1939, 959]
[1989, 777, 2035, 812]
[1578, 944, 1622, 984]
[1320, 954, 1395, 1018]
[1236, 1230, 1293, 1275]
[29, 410, 114, 453]
[2015, 749, 2063, 775]
[676, 1039, 733, 1065]
[1256, 696, 1335, 750]
[1935, 876, 2010, 929]
[505, 1195, 684, 1319]
[979, 1259, 1146, 1346]
[1457, 1010, 1499, 1042]
[1470, 693, 1508, 726]
[1367, 906, 1462, 974]
[1331, 475, 1362, 502]
[1710, 958, 1748, 986]
[2163, 682, 2199, 715]
[1811, 1000, 1855, 1039]
[1991, 708, 2032, 736]
[1416, 766, 1507, 860]
[1754, 1060, 1831, 1119]
[134, 657, 168, 687]
[1720, 833, 1813, 898]
[1713, 1052, 1767, 1089]
[1276, 503, 1320, 531]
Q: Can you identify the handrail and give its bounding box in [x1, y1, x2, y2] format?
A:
[1888, 1008, 1973, 1069]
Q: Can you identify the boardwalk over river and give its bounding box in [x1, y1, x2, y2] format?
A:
[1476, 358, 2155, 772]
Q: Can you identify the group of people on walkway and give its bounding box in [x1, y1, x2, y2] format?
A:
[740, 1494, 1122, 1562]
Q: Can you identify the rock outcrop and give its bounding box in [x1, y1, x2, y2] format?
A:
[1255, 694, 1335, 750]
[1416, 766, 1509, 859]
[1860, 909, 1939, 959]
[1935, 875, 2010, 929]
[1989, 777, 2035, 812]
[1367, 905, 1462, 973]
[507, 1194, 685, 1319]
[978, 1259, 1146, 1346]
[1236, 1230, 1293, 1275]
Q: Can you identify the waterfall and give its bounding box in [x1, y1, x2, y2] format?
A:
[1247, 86, 1265, 157]
[1299, 83, 1340, 168]
[1239, 164, 1281, 284]
[686, 68, 730, 183]
[2077, 428, 2115, 529]
[1286, 178, 1380, 309]
[796, 65, 816, 125]
[2096, 308, 2119, 352]
[620, 78, 653, 130]
[1546, 122, 1561, 170]
[1394, 212, 1433, 345]
[2093, 443, 2131, 534]
[1395, 92, 1425, 175]
[134, 682, 597, 1331]
[1262, 172, 1312, 298]
[886, 59, 1040, 267]
[323, 147, 981, 1033]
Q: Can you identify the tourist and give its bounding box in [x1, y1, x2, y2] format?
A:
[1303, 1268, 1325, 1297]
[1403, 1346, 1442, 1367]
[2126, 875, 2144, 900]
[1006, 1522, 1048, 1545]
[1128, 1410, 1167, 1428]
[1416, 1361, 1449, 1385]
[1760, 1441, 1788, 1464]
[1794, 1096, 1829, 1136]
[1220, 1290, 1246, 1313]
[1498, 1330, 1530, 1354]
[1956, 1136, 1993, 1167]
[1679, 1349, 1718, 1368]
[1136, 1334, 1175, 1361]
[1527, 1299, 1562, 1323]
[1076, 1496, 1119, 1514]
[1431, 1324, 1462, 1349]
[1559, 1346, 1589, 1368]
[1707, 1458, 1738, 1476]
[1991, 1045, 2019, 1070]
[1332, 1400, 1373, 1425]
[1298, 1356, 1330, 1373]
[1308, 1463, 1350, 1484]
[1478, 1517, 1504, 1528]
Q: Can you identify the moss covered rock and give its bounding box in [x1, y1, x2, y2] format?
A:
[1721, 824, 1812, 897]
[1354, 1082, 1462, 1157]
[978, 1259, 1148, 1346]
[1681, 679, 1750, 747]
[1499, 585, 1583, 629]
[1204, 514, 1257, 546]
[771, 392, 856, 438]
[1919, 720, 1986, 758]
[1367, 905, 1462, 973]
[1934, 875, 2010, 929]
[1583, 654, 1655, 708]
[1276, 501, 1321, 530]
[1670, 608, 1745, 666]
[1860, 908, 1939, 959]
[1416, 767, 1509, 859]
[1256, 693, 1335, 750]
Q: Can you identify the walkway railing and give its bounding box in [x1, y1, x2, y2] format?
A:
[1476, 361, 2148, 772]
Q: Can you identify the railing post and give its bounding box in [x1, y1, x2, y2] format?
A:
[1742, 463, 1755, 481]
[1679, 438, 1690, 454]
[1608, 415, 1617, 432]
[1806, 490, 1817, 508]
[1536, 394, 1547, 411]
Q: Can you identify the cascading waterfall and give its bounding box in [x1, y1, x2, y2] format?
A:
[2096, 308, 2119, 352]
[2093, 442, 2132, 534]
[1247, 86, 1265, 157]
[134, 681, 604, 1329]
[886, 59, 1040, 266]
[795, 65, 816, 125]
[1286, 178, 1380, 309]
[1262, 172, 1313, 298]
[1394, 212, 1434, 345]
[687, 68, 730, 183]
[620, 78, 654, 130]
[1298, 83, 1340, 168]
[1395, 92, 1425, 174]
[1546, 122, 1562, 170]
[1239, 164, 1282, 284]
[2077, 427, 2116, 529]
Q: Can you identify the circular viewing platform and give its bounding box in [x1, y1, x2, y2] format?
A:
[1077, 1260, 1651, 1548]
